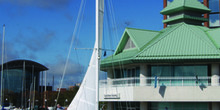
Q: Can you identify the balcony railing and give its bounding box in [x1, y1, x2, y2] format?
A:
[99, 77, 219, 87]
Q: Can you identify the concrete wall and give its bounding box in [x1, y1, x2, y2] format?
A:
[100, 86, 220, 102]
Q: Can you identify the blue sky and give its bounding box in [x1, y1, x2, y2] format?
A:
[0, 0, 164, 89]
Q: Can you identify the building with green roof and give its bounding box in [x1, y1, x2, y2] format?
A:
[99, 0, 220, 110]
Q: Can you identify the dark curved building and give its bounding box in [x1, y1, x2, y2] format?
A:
[0, 59, 48, 107]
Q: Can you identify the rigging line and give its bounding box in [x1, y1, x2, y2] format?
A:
[74, 0, 87, 48]
[108, 0, 131, 107]
[105, 0, 122, 100]
[55, 0, 86, 106]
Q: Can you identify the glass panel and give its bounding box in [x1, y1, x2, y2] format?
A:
[150, 102, 208, 110]
[151, 65, 208, 86]
[209, 0, 220, 12]
[123, 37, 136, 50]
[174, 66, 208, 76]
[114, 102, 140, 110]
[151, 66, 172, 77]
[210, 14, 220, 27]
[167, 0, 174, 5]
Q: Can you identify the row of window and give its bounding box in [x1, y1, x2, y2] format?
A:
[112, 102, 209, 110]
[113, 65, 209, 79]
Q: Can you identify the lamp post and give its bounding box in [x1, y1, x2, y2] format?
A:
[54, 99, 57, 109]
[64, 99, 68, 107]
[45, 99, 47, 110]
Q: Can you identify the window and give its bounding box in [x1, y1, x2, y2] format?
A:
[123, 37, 136, 50]
[150, 102, 208, 110]
[151, 65, 208, 77]
[151, 65, 209, 86]
[114, 102, 140, 110]
[114, 67, 140, 79]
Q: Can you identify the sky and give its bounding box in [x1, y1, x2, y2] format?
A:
[0, 0, 164, 89]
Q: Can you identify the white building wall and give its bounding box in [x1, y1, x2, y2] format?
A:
[100, 86, 220, 102]
[140, 65, 148, 86]
[211, 64, 219, 86]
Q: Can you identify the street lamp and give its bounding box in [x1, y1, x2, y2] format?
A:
[45, 99, 47, 110]
[64, 99, 68, 107]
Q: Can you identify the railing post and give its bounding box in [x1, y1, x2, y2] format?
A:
[182, 78, 183, 86]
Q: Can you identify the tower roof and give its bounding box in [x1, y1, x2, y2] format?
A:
[160, 0, 210, 15]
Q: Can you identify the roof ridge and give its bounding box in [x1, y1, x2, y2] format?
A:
[135, 23, 185, 58]
[186, 24, 220, 52]
[205, 31, 220, 49]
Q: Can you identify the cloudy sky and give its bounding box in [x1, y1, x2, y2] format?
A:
[0, 0, 165, 89]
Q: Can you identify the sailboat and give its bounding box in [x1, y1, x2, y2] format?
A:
[67, 0, 104, 110]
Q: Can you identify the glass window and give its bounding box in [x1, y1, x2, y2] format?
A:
[210, 14, 220, 27]
[123, 37, 136, 50]
[150, 102, 208, 110]
[167, 0, 174, 5]
[114, 102, 140, 110]
[174, 66, 208, 76]
[151, 66, 172, 77]
[209, 0, 220, 13]
[151, 65, 208, 77]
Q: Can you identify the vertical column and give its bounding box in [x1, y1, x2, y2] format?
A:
[204, 0, 209, 27]
[107, 102, 114, 110]
[211, 64, 219, 86]
[140, 102, 148, 110]
[107, 69, 114, 86]
[163, 0, 167, 28]
[140, 65, 148, 86]
[212, 102, 219, 110]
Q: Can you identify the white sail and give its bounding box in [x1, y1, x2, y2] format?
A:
[67, 44, 98, 110]
[67, 0, 104, 109]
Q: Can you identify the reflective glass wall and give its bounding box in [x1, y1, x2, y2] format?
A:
[2, 69, 40, 93]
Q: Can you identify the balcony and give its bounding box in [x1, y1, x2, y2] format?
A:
[99, 77, 220, 101]
[100, 77, 217, 87]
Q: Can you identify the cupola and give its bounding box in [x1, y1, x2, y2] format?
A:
[161, 0, 211, 26]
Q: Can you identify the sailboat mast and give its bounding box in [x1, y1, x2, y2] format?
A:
[95, 0, 104, 109]
[1, 24, 5, 106]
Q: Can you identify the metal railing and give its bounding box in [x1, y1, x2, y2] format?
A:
[99, 76, 218, 87]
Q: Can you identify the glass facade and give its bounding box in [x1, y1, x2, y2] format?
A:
[151, 65, 209, 86]
[150, 102, 209, 110]
[114, 67, 140, 78]
[1, 68, 41, 107]
[151, 65, 208, 77]
[114, 102, 140, 110]
[2, 69, 40, 93]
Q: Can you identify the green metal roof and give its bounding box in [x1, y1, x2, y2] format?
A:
[160, 0, 211, 15]
[101, 23, 220, 67]
[114, 28, 159, 55]
[136, 23, 219, 58]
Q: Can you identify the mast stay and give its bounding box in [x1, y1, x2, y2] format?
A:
[67, 0, 104, 110]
